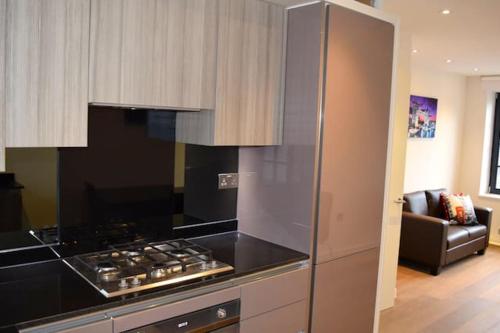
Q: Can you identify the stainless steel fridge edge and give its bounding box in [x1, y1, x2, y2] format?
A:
[307, 2, 330, 333]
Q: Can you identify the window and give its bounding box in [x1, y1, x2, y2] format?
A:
[489, 93, 500, 194]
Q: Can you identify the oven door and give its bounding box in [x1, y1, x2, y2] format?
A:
[124, 300, 240, 333]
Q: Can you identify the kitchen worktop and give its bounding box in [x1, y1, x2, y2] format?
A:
[0, 232, 308, 331]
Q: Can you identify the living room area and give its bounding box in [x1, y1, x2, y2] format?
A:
[377, 1, 500, 332]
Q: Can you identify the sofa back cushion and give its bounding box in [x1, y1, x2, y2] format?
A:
[425, 188, 447, 218]
[403, 191, 429, 215]
[441, 193, 478, 225]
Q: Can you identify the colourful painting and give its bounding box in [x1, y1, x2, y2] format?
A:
[408, 95, 438, 138]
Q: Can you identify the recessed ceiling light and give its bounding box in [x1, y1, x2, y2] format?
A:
[412, 49, 418, 54]
[446, 59, 452, 63]
[474, 68, 479, 72]
[441, 9, 451, 15]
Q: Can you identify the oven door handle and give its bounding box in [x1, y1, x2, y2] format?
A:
[210, 322, 240, 333]
[200, 318, 240, 333]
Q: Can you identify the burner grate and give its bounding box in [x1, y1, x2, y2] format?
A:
[65, 238, 233, 297]
[72, 239, 215, 281]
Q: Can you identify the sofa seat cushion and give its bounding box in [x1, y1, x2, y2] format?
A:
[464, 224, 487, 239]
[447, 226, 470, 248]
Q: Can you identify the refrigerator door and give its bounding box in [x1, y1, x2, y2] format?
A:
[315, 4, 395, 264]
[312, 248, 380, 333]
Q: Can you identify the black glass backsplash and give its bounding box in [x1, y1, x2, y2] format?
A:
[57, 106, 238, 250]
[0, 148, 59, 254]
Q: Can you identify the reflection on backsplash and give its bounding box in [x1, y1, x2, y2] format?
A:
[59, 109, 178, 232]
[0, 148, 59, 252]
[58, 106, 238, 249]
[0, 107, 238, 255]
[2, 148, 58, 232]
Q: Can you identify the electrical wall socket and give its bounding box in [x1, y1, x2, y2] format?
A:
[218, 173, 239, 189]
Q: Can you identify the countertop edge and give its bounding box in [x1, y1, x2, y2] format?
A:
[15, 257, 310, 332]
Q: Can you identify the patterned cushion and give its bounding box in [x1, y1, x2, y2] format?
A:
[440, 193, 478, 225]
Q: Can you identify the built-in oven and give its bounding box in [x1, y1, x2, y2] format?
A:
[124, 299, 240, 333]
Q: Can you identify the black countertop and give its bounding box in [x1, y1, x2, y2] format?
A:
[0, 232, 308, 331]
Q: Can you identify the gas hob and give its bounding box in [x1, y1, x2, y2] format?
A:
[64, 239, 233, 297]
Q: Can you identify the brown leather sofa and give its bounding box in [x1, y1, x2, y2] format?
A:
[399, 188, 493, 275]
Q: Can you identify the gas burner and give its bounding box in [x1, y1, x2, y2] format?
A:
[168, 249, 189, 258]
[121, 249, 146, 261]
[95, 261, 116, 271]
[95, 262, 120, 282]
[150, 262, 168, 279]
[122, 250, 142, 256]
[150, 261, 183, 279]
[66, 239, 234, 298]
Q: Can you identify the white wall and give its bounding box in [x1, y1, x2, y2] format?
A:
[377, 60, 467, 317]
[376, 27, 411, 314]
[404, 64, 467, 193]
[458, 77, 500, 244]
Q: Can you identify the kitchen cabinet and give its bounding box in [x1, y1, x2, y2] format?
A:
[110, 268, 308, 333]
[240, 268, 309, 333]
[176, 0, 285, 146]
[253, 2, 392, 332]
[311, 248, 380, 333]
[89, 0, 217, 111]
[89, 0, 284, 146]
[240, 300, 308, 333]
[3, 0, 89, 148]
[21, 266, 308, 333]
[240, 267, 309, 320]
[238, 1, 394, 330]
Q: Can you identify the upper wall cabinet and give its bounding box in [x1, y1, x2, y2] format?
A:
[176, 0, 285, 146]
[89, 0, 217, 110]
[3, 0, 90, 147]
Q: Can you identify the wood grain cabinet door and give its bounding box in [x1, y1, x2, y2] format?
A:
[213, 0, 285, 145]
[4, 0, 90, 147]
[176, 0, 286, 146]
[89, 0, 217, 111]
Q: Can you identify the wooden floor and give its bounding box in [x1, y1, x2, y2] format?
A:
[380, 246, 500, 333]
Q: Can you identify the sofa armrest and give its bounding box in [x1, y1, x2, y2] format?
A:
[399, 212, 449, 268]
[475, 206, 493, 244]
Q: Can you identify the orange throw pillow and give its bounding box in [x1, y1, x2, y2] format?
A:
[440, 193, 478, 225]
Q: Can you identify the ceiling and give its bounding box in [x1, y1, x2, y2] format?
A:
[377, 0, 500, 76]
[272, 0, 500, 76]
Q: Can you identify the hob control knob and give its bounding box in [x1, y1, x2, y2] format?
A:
[118, 279, 128, 289]
[131, 277, 141, 286]
[217, 308, 227, 319]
